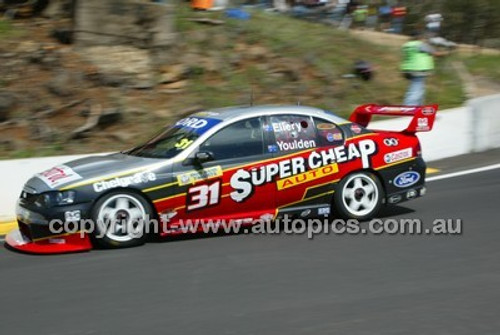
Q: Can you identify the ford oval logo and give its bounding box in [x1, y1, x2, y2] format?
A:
[394, 171, 420, 188]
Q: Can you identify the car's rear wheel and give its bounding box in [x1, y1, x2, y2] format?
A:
[90, 191, 152, 249]
[333, 172, 383, 220]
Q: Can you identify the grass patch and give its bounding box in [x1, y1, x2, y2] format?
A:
[0, 19, 13, 36]
[176, 6, 465, 118]
[462, 54, 500, 83]
[0, 19, 24, 39]
[428, 57, 466, 109]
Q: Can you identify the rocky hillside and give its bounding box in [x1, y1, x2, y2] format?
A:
[0, 5, 466, 159]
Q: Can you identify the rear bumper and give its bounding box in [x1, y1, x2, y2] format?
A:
[380, 157, 427, 205]
[386, 186, 426, 204]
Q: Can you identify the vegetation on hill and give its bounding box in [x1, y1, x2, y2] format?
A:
[176, 6, 465, 115]
[1, 4, 498, 158]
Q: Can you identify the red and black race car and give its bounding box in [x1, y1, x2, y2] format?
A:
[6, 104, 437, 254]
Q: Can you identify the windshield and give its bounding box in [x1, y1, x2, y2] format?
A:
[127, 116, 222, 159]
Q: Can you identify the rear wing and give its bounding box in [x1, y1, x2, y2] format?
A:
[349, 104, 438, 133]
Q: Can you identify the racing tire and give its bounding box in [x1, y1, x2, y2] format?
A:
[90, 190, 153, 249]
[333, 172, 384, 221]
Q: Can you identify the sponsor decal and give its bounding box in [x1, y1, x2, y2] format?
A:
[417, 117, 429, 131]
[300, 209, 311, 217]
[263, 124, 273, 132]
[317, 123, 336, 130]
[383, 138, 399, 146]
[393, 171, 420, 188]
[326, 132, 343, 142]
[272, 117, 316, 152]
[406, 189, 418, 199]
[277, 163, 338, 190]
[36, 165, 83, 189]
[48, 238, 66, 244]
[318, 207, 330, 215]
[93, 172, 157, 192]
[388, 194, 402, 204]
[268, 144, 278, 153]
[64, 210, 81, 222]
[272, 121, 304, 133]
[186, 180, 221, 211]
[177, 166, 222, 186]
[350, 124, 362, 134]
[422, 107, 435, 115]
[230, 139, 377, 202]
[384, 148, 412, 164]
[276, 139, 316, 152]
[174, 117, 221, 134]
[174, 138, 194, 150]
[378, 106, 416, 113]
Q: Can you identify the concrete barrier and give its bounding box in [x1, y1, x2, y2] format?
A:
[0, 154, 100, 222]
[369, 95, 500, 161]
[469, 94, 500, 152]
[370, 106, 472, 162]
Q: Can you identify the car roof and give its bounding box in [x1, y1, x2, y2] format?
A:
[193, 105, 348, 124]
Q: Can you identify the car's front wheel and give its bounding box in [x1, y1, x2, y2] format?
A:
[333, 172, 383, 220]
[90, 191, 153, 249]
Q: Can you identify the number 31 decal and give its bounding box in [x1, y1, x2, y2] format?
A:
[187, 180, 221, 211]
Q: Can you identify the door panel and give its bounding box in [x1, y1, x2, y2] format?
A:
[157, 117, 276, 233]
[269, 115, 346, 217]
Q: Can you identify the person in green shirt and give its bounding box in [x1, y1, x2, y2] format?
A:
[400, 31, 447, 105]
[353, 5, 368, 27]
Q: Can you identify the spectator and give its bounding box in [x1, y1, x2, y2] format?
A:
[339, 0, 358, 30]
[425, 13, 443, 37]
[400, 31, 447, 106]
[365, 0, 379, 30]
[391, 2, 406, 34]
[378, 2, 392, 32]
[345, 0, 359, 14]
[353, 4, 368, 28]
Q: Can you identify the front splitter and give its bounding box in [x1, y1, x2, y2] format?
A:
[5, 229, 93, 254]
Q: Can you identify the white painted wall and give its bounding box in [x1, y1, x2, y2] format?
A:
[0, 154, 97, 221]
[469, 94, 500, 152]
[370, 106, 472, 162]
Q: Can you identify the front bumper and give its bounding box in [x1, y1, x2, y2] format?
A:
[6, 228, 92, 254]
[5, 201, 93, 254]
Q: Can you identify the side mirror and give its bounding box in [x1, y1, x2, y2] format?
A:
[194, 151, 214, 164]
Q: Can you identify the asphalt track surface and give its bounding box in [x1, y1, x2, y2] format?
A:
[1, 152, 500, 335]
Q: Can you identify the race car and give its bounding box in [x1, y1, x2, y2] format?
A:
[6, 104, 437, 254]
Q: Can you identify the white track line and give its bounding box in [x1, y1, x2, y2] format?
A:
[427, 163, 500, 182]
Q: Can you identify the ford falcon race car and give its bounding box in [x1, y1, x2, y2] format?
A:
[6, 104, 437, 254]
